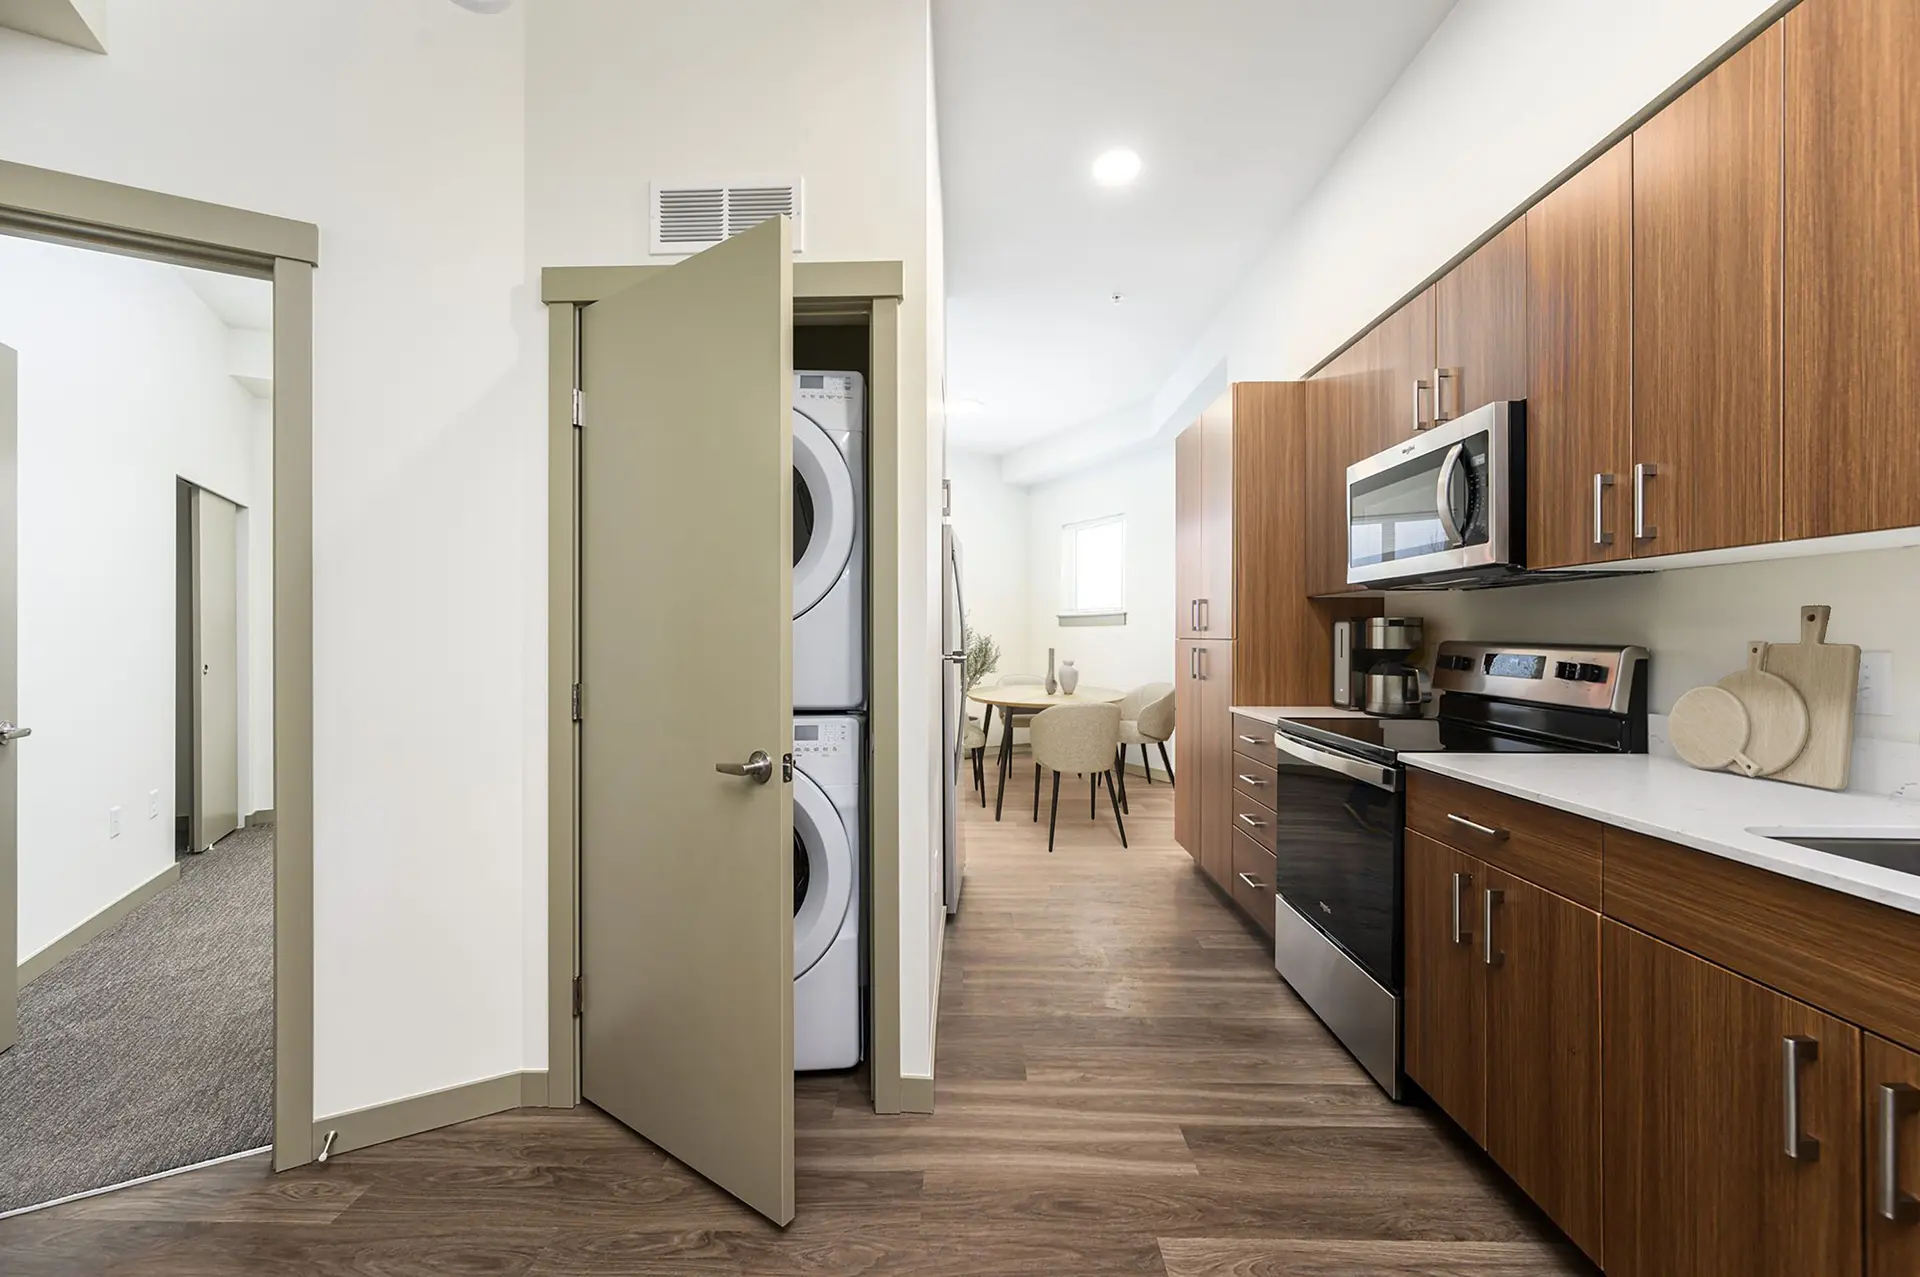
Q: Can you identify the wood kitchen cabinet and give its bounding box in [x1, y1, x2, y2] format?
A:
[1602, 920, 1862, 1277]
[1173, 640, 1201, 861]
[1403, 831, 1486, 1144]
[1527, 137, 1634, 569]
[1866, 1034, 1920, 1276]
[1173, 636, 1233, 882]
[1306, 349, 1364, 597]
[1785, 0, 1920, 540]
[1434, 221, 1527, 426]
[1175, 394, 1235, 640]
[1175, 420, 1205, 639]
[1362, 289, 1434, 452]
[1632, 23, 1784, 556]
[1482, 867, 1602, 1263]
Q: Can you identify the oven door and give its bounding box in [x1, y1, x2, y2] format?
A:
[1269, 728, 1403, 990]
[1346, 401, 1519, 587]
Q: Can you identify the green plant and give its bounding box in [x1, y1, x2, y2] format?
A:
[962, 624, 1000, 698]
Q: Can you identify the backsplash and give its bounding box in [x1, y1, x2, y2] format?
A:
[1646, 714, 1920, 801]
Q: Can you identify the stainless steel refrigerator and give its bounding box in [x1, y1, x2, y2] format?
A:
[940, 523, 966, 916]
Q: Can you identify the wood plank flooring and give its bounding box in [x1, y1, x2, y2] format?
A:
[0, 772, 1591, 1275]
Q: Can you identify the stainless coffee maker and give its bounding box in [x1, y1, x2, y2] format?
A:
[1331, 617, 1426, 716]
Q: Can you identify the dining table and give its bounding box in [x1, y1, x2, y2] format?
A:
[967, 684, 1125, 821]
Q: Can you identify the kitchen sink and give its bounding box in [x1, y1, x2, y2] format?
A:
[1748, 828, 1920, 876]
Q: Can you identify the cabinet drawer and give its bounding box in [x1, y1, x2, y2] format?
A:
[1406, 770, 1602, 908]
[1231, 757, 1277, 808]
[1604, 826, 1920, 1055]
[1231, 715, 1278, 768]
[1230, 787, 1277, 854]
[1230, 831, 1277, 935]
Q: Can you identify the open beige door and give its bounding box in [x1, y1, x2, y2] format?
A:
[578, 218, 796, 1224]
[0, 344, 16, 1053]
[192, 488, 241, 851]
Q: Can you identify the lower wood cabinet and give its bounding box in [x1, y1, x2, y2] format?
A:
[1866, 1034, 1920, 1277]
[1403, 832, 1600, 1261]
[1602, 920, 1863, 1277]
[1174, 639, 1235, 890]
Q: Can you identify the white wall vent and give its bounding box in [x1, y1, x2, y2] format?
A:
[649, 180, 804, 256]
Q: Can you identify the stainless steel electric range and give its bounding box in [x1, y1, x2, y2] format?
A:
[1267, 641, 1649, 1098]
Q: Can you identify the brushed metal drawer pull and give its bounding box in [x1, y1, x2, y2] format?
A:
[1238, 734, 1266, 747]
[1450, 871, 1473, 946]
[1880, 1082, 1919, 1223]
[1237, 872, 1267, 892]
[1783, 1036, 1821, 1163]
[1236, 813, 1267, 830]
[1593, 472, 1616, 546]
[1447, 812, 1509, 841]
[1236, 774, 1270, 787]
[1482, 888, 1504, 967]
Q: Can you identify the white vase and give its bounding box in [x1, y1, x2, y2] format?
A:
[1059, 660, 1079, 695]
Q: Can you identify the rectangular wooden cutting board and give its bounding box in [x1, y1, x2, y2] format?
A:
[1759, 605, 1859, 791]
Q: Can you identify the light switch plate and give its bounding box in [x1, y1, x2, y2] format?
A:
[108, 805, 122, 838]
[148, 789, 160, 819]
[1858, 650, 1894, 717]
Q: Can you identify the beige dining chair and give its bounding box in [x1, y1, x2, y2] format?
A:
[1114, 682, 1174, 815]
[1029, 703, 1127, 853]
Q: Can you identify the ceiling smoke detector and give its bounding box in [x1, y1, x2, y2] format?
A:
[1109, 292, 1125, 304]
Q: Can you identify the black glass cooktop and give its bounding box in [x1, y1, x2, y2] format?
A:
[1279, 699, 1641, 766]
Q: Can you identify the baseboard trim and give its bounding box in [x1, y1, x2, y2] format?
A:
[245, 808, 275, 827]
[899, 1074, 935, 1114]
[18, 862, 180, 986]
[312, 1069, 550, 1160]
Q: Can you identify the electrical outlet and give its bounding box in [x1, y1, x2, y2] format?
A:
[1858, 650, 1895, 717]
[108, 805, 122, 838]
[148, 789, 160, 819]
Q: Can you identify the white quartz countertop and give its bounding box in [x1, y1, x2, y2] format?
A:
[1229, 706, 1371, 725]
[1404, 751, 1920, 916]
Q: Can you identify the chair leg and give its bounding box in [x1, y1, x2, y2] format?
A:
[1047, 771, 1061, 853]
[1033, 763, 1041, 823]
[1140, 743, 1154, 784]
[1114, 746, 1129, 815]
[1105, 770, 1129, 848]
[1158, 741, 1175, 786]
[1091, 772, 1098, 820]
[974, 748, 986, 805]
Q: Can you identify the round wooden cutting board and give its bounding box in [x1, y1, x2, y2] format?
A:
[1716, 642, 1810, 778]
[1670, 684, 1755, 773]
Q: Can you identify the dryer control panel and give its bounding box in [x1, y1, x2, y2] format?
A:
[795, 370, 865, 432]
[793, 715, 860, 787]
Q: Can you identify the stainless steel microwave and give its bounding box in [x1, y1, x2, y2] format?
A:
[1345, 400, 1525, 589]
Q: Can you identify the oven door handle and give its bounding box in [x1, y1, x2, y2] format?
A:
[1272, 731, 1397, 793]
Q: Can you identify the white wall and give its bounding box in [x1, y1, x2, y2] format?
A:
[1026, 444, 1178, 703]
[244, 396, 273, 813]
[0, 1, 538, 1115]
[945, 448, 1029, 679]
[0, 236, 260, 961]
[524, 0, 945, 1083]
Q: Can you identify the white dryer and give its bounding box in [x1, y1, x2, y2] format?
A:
[793, 714, 862, 1071]
[792, 371, 865, 712]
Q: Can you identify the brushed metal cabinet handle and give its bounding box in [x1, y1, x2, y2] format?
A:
[1593, 473, 1616, 547]
[1237, 872, 1267, 892]
[1199, 598, 1210, 632]
[1482, 888, 1504, 967]
[1238, 734, 1265, 746]
[1446, 812, 1510, 841]
[1236, 812, 1267, 830]
[1634, 462, 1660, 541]
[1236, 774, 1269, 787]
[1190, 600, 1199, 631]
[1783, 1035, 1821, 1162]
[1880, 1082, 1920, 1223]
[1433, 366, 1454, 424]
[1450, 871, 1473, 946]
[1413, 378, 1431, 432]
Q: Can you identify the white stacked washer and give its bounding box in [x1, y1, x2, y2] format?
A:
[793, 714, 862, 1070]
[792, 372, 865, 712]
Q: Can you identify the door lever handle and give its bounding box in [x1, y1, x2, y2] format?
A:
[0, 721, 30, 744]
[715, 750, 773, 784]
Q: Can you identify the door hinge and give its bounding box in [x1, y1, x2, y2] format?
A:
[782, 752, 795, 783]
[571, 975, 583, 1017]
[941, 477, 952, 518]
[571, 388, 586, 428]
[571, 683, 582, 722]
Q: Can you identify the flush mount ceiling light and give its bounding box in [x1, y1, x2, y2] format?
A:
[449, 0, 512, 12]
[1091, 148, 1142, 188]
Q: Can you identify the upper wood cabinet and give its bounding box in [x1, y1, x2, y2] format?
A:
[1306, 349, 1364, 597]
[1632, 23, 1784, 557]
[1364, 289, 1435, 452]
[1527, 137, 1635, 569]
[1866, 1034, 1920, 1277]
[1785, 0, 1920, 539]
[1434, 220, 1528, 425]
[1602, 920, 1863, 1277]
[1175, 420, 1206, 639]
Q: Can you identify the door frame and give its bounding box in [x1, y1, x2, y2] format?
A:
[0, 160, 319, 1171]
[541, 261, 909, 1114]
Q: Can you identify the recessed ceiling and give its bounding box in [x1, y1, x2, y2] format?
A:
[934, 0, 1456, 454]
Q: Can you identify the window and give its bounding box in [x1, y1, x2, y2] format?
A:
[1060, 515, 1126, 624]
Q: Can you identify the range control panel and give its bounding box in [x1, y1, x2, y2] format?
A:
[793, 716, 861, 786]
[1431, 642, 1650, 716]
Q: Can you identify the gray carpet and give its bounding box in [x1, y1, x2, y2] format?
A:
[0, 826, 273, 1213]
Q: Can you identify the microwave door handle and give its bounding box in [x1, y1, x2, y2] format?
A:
[1272, 731, 1397, 793]
[1434, 442, 1466, 548]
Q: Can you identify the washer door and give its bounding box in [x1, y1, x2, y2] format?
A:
[792, 766, 854, 979]
[791, 408, 857, 620]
